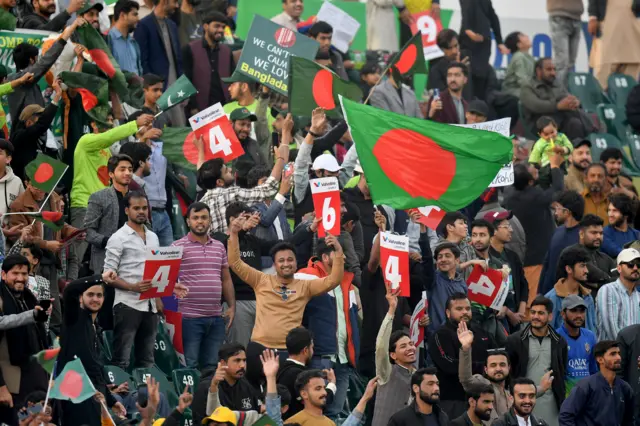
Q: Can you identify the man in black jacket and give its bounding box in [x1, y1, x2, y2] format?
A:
[428, 293, 496, 419]
[506, 296, 567, 423]
[212, 342, 261, 412]
[58, 272, 126, 425]
[20, 0, 84, 30]
[230, 107, 267, 188]
[492, 378, 549, 426]
[387, 367, 448, 426]
[449, 383, 495, 426]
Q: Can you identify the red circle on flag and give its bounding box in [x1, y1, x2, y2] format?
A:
[274, 28, 296, 48]
[373, 129, 456, 199]
[183, 131, 202, 165]
[97, 166, 110, 186]
[394, 44, 417, 75]
[312, 70, 336, 110]
[59, 370, 83, 399]
[34, 163, 54, 184]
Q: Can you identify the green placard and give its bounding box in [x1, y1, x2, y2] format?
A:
[236, 14, 319, 95]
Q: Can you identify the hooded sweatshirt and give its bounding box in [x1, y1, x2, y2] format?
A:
[0, 166, 24, 216]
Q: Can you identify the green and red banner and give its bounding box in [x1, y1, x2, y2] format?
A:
[59, 71, 110, 125]
[340, 97, 512, 211]
[50, 358, 95, 404]
[33, 347, 60, 374]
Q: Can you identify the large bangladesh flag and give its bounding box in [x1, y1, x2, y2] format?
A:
[50, 358, 95, 403]
[59, 71, 110, 126]
[288, 56, 362, 118]
[340, 98, 512, 211]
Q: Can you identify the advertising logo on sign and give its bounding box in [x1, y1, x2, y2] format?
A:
[274, 27, 296, 47]
[189, 103, 225, 131]
[380, 231, 410, 297]
[140, 247, 184, 300]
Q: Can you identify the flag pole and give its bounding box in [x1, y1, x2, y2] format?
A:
[100, 400, 116, 426]
[154, 110, 163, 118]
[36, 166, 69, 215]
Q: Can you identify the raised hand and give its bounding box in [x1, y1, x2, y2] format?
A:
[260, 349, 279, 378]
[385, 282, 400, 314]
[457, 320, 474, 351]
[374, 209, 386, 232]
[210, 362, 228, 388]
[177, 386, 193, 413]
[310, 108, 327, 135]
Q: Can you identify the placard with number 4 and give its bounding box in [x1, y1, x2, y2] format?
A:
[309, 177, 341, 237]
[140, 247, 184, 300]
[466, 265, 509, 310]
[188, 103, 245, 163]
[380, 231, 410, 297]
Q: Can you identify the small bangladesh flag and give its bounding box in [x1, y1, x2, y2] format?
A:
[288, 56, 362, 118]
[157, 75, 197, 112]
[33, 346, 60, 374]
[50, 358, 95, 404]
[76, 24, 129, 101]
[340, 97, 512, 211]
[34, 211, 65, 231]
[389, 32, 428, 82]
[25, 153, 68, 194]
[59, 71, 110, 126]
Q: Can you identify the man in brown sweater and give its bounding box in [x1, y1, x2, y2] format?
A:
[227, 215, 345, 385]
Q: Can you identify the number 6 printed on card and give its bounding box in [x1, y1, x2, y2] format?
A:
[310, 177, 341, 237]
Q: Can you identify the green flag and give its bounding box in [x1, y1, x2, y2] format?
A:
[157, 75, 198, 112]
[252, 415, 277, 426]
[50, 358, 95, 403]
[59, 71, 110, 125]
[25, 154, 68, 194]
[35, 211, 65, 230]
[389, 32, 428, 82]
[288, 56, 362, 118]
[340, 97, 512, 211]
[161, 127, 197, 170]
[32, 347, 60, 374]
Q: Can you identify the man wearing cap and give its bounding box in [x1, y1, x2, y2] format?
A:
[596, 248, 640, 341]
[484, 210, 529, 333]
[107, 0, 142, 75]
[465, 100, 489, 124]
[20, 0, 85, 30]
[230, 107, 268, 188]
[183, 11, 234, 114]
[555, 294, 598, 397]
[564, 138, 592, 193]
[78, 0, 103, 30]
[222, 73, 274, 144]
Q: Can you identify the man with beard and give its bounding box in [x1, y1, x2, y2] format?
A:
[369, 60, 423, 118]
[172, 202, 234, 369]
[559, 341, 635, 426]
[545, 246, 596, 333]
[426, 29, 472, 100]
[108, 0, 142, 75]
[603, 193, 640, 257]
[223, 74, 274, 144]
[184, 11, 234, 114]
[210, 343, 261, 411]
[506, 296, 567, 426]
[539, 190, 584, 295]
[520, 58, 592, 140]
[427, 62, 468, 124]
[450, 383, 495, 426]
[276, 327, 336, 419]
[492, 378, 549, 426]
[229, 107, 267, 187]
[555, 295, 597, 397]
[0, 255, 49, 424]
[564, 138, 592, 193]
[272, 0, 303, 31]
[563, 214, 616, 296]
[484, 211, 528, 333]
[582, 162, 609, 225]
[287, 369, 378, 426]
[428, 293, 495, 419]
[198, 117, 289, 234]
[387, 368, 449, 426]
[600, 148, 637, 199]
[119, 141, 151, 192]
[59, 271, 127, 425]
[82, 154, 134, 328]
[78, 1, 103, 30]
[370, 283, 418, 426]
[21, 0, 84, 30]
[464, 219, 508, 343]
[135, 0, 184, 126]
[596, 248, 640, 341]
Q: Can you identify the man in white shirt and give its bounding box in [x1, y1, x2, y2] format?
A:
[271, 0, 303, 31]
[103, 190, 160, 370]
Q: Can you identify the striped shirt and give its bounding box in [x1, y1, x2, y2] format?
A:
[596, 279, 640, 341]
[172, 233, 228, 318]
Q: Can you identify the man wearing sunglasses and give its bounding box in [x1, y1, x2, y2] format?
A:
[596, 248, 640, 341]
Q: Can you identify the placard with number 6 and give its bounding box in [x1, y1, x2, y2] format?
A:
[466, 265, 509, 310]
[140, 247, 184, 300]
[310, 177, 341, 237]
[188, 102, 245, 163]
[380, 231, 410, 297]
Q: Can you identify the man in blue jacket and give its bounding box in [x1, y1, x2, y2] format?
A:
[558, 340, 635, 425]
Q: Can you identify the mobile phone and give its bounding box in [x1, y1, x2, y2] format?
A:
[433, 88, 440, 100]
[284, 163, 294, 178]
[272, 132, 280, 147]
[137, 386, 148, 408]
[38, 299, 51, 311]
[27, 404, 43, 415]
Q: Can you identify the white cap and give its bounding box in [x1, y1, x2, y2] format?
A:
[354, 159, 363, 174]
[617, 248, 640, 265]
[312, 154, 341, 172]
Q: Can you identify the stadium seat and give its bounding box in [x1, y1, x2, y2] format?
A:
[608, 73, 637, 108]
[568, 72, 608, 113]
[104, 365, 136, 390]
[154, 321, 183, 377]
[172, 368, 200, 395]
[597, 104, 628, 140]
[132, 365, 179, 407]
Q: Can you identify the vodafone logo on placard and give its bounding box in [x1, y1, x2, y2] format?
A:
[274, 27, 296, 48]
